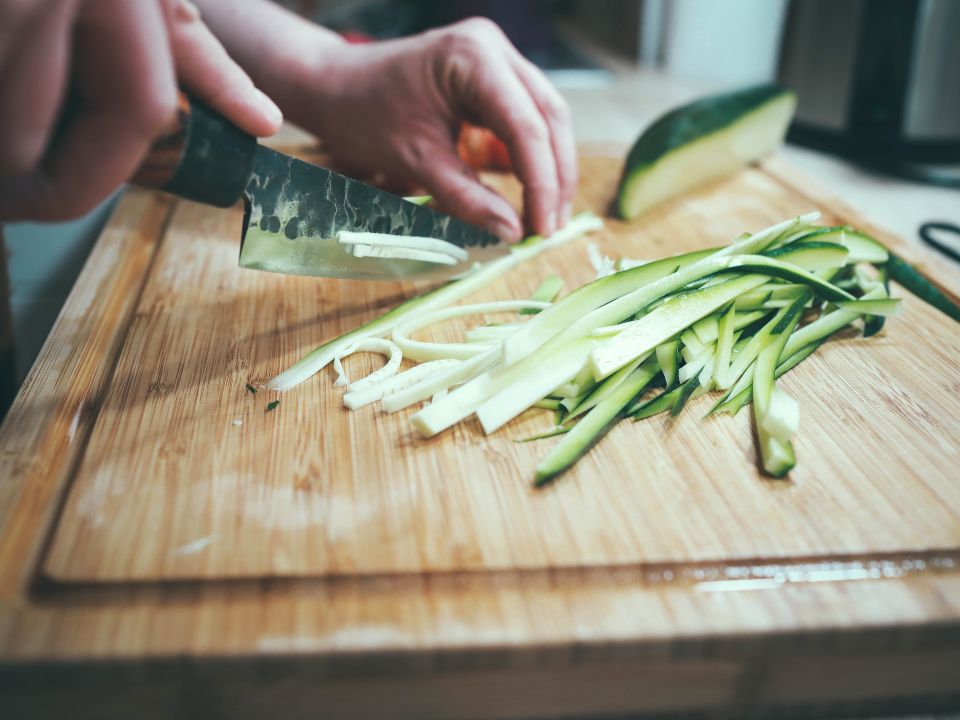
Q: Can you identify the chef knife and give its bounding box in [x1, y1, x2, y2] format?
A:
[133, 92, 506, 280]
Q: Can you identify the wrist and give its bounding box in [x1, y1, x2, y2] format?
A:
[262, 25, 348, 126]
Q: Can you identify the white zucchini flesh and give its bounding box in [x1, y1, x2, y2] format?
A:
[476, 339, 597, 434]
[268, 212, 602, 391]
[380, 348, 498, 413]
[678, 348, 714, 384]
[587, 243, 615, 278]
[590, 274, 769, 379]
[411, 338, 594, 437]
[752, 310, 802, 477]
[348, 244, 458, 266]
[692, 315, 719, 345]
[391, 300, 549, 362]
[332, 338, 403, 390]
[337, 230, 469, 262]
[655, 340, 680, 387]
[464, 324, 520, 343]
[760, 387, 800, 439]
[834, 298, 902, 317]
[343, 359, 460, 409]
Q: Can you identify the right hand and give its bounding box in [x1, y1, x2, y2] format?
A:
[0, 0, 283, 222]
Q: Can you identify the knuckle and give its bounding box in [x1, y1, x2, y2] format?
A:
[510, 116, 548, 145]
[526, 180, 559, 197]
[443, 16, 503, 52]
[457, 16, 502, 38]
[545, 96, 571, 124]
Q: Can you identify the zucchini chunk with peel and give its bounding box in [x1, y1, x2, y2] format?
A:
[617, 84, 796, 220]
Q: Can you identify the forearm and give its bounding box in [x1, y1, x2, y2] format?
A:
[192, 0, 344, 123]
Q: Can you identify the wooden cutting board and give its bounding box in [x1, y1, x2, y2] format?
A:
[1, 148, 959, 719]
[37, 153, 960, 583]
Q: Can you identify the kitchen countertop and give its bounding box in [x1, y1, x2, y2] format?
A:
[553, 67, 959, 252]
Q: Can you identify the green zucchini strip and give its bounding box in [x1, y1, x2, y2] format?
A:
[535, 360, 660, 485]
[752, 302, 805, 477]
[520, 275, 565, 314]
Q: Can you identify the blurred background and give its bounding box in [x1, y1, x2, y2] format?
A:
[2, 0, 958, 418]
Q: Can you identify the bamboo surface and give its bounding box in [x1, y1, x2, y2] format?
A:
[38, 154, 960, 583]
[1, 149, 959, 718]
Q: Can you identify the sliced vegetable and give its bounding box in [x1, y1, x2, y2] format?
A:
[520, 275, 565, 314]
[887, 253, 960, 323]
[752, 301, 804, 477]
[279, 210, 903, 486]
[333, 338, 402, 391]
[392, 300, 548, 362]
[617, 84, 796, 219]
[834, 298, 901, 317]
[402, 195, 433, 206]
[655, 340, 680, 389]
[268, 212, 602, 391]
[535, 360, 659, 486]
[343, 359, 459, 410]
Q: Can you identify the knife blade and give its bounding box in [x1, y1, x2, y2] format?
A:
[132, 92, 506, 280]
[238, 146, 507, 280]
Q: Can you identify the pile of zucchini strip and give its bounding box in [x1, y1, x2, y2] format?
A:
[274, 211, 900, 485]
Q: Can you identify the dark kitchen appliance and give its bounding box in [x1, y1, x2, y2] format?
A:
[778, 0, 960, 184]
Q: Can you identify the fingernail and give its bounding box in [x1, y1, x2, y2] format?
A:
[487, 217, 521, 243]
[255, 88, 283, 129]
[561, 203, 572, 226]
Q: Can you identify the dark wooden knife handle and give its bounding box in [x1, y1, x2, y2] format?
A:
[131, 90, 257, 208]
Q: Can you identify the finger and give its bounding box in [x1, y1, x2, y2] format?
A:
[0, 0, 178, 220]
[0, 0, 75, 177]
[0, 0, 58, 68]
[162, 0, 282, 137]
[404, 133, 523, 242]
[462, 60, 560, 238]
[509, 54, 578, 226]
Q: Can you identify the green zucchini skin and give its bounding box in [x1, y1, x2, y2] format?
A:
[534, 362, 658, 486]
[887, 253, 960, 323]
[617, 84, 796, 219]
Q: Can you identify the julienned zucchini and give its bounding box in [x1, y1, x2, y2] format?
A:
[274, 208, 904, 486]
[617, 84, 796, 220]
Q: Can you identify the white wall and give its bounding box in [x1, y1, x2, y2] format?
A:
[658, 0, 789, 86]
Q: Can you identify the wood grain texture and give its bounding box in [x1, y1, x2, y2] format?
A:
[39, 154, 960, 583]
[1, 150, 959, 718]
[0, 190, 173, 598]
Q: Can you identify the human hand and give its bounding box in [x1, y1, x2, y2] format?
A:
[0, 0, 283, 222]
[294, 18, 577, 242]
